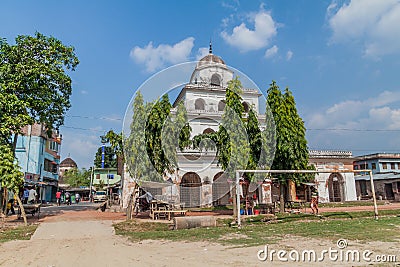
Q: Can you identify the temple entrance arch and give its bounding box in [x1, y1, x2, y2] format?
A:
[180, 172, 201, 207]
[212, 172, 231, 206]
[328, 173, 345, 202]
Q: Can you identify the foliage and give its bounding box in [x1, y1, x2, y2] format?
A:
[267, 81, 311, 184]
[218, 77, 249, 179]
[192, 131, 219, 151]
[124, 91, 159, 181]
[0, 32, 79, 144]
[105, 130, 123, 157]
[63, 168, 91, 187]
[161, 101, 192, 172]
[145, 94, 172, 176]
[94, 146, 117, 168]
[245, 108, 261, 180]
[0, 145, 24, 192]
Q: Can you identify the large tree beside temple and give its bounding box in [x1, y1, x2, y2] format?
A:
[267, 81, 311, 212]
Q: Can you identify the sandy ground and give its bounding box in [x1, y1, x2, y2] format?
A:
[0, 204, 399, 267]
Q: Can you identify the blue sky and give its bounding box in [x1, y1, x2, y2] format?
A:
[2, 0, 400, 168]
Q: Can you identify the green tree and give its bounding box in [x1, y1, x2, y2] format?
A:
[145, 94, 172, 176]
[63, 168, 91, 188]
[267, 81, 311, 212]
[124, 91, 158, 182]
[161, 101, 192, 173]
[105, 130, 123, 157]
[245, 108, 262, 180]
[0, 144, 27, 225]
[0, 32, 79, 147]
[94, 146, 117, 168]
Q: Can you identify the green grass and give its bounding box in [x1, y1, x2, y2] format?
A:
[114, 209, 400, 247]
[0, 225, 38, 243]
[318, 200, 387, 208]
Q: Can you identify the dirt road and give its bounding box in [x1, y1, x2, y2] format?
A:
[0, 205, 399, 267]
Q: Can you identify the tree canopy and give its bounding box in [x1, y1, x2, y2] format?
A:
[63, 168, 91, 188]
[94, 146, 117, 168]
[0, 32, 79, 144]
[267, 80, 311, 184]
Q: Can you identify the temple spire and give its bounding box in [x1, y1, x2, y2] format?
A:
[209, 39, 212, 54]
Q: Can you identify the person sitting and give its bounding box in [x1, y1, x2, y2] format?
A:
[27, 187, 37, 204]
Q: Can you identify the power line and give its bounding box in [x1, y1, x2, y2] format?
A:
[65, 115, 122, 121]
[308, 128, 400, 132]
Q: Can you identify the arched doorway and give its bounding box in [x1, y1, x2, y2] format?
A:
[242, 101, 249, 112]
[218, 100, 225, 111]
[212, 172, 231, 206]
[328, 173, 345, 202]
[180, 172, 201, 207]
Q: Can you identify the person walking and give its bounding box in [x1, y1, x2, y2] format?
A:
[310, 186, 319, 215]
[56, 190, 62, 206]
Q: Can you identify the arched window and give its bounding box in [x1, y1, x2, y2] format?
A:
[203, 128, 215, 134]
[211, 74, 221, 86]
[195, 98, 205, 110]
[242, 102, 249, 112]
[218, 100, 226, 111]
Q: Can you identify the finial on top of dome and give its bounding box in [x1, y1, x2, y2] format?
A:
[209, 39, 212, 54]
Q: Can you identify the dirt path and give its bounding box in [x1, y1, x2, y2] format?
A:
[0, 206, 399, 266]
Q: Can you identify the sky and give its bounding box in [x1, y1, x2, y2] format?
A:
[1, 0, 400, 169]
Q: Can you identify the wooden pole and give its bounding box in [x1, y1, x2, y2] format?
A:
[368, 170, 379, 220]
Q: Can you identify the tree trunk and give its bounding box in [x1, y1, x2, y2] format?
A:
[279, 181, 285, 213]
[14, 192, 27, 226]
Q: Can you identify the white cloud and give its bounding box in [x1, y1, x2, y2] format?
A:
[221, 8, 278, 52]
[264, 45, 278, 59]
[308, 91, 400, 130]
[327, 0, 400, 57]
[286, 50, 293, 61]
[306, 90, 400, 152]
[196, 47, 209, 60]
[130, 37, 195, 72]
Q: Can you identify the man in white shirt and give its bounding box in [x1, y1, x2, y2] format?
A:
[28, 188, 37, 204]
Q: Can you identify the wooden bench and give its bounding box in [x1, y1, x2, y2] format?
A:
[150, 210, 188, 220]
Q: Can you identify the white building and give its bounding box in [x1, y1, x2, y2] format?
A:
[155, 46, 266, 208]
[309, 150, 357, 203]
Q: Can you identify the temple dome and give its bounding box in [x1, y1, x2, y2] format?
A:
[60, 157, 77, 168]
[197, 54, 225, 68]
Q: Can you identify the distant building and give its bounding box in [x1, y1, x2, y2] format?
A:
[59, 157, 78, 182]
[354, 153, 400, 201]
[92, 168, 121, 187]
[308, 150, 357, 203]
[15, 123, 62, 202]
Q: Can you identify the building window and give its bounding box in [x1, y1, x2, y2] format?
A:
[242, 102, 250, 112]
[107, 174, 114, 179]
[96, 174, 100, 179]
[371, 163, 376, 170]
[360, 163, 368, 169]
[203, 128, 215, 134]
[44, 159, 57, 173]
[391, 163, 396, 170]
[195, 98, 205, 110]
[218, 100, 225, 111]
[210, 74, 221, 86]
[354, 165, 359, 170]
[49, 141, 59, 152]
[382, 163, 387, 170]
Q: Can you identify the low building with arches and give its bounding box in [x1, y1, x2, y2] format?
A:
[308, 150, 357, 203]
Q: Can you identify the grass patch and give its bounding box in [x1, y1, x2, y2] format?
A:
[114, 209, 400, 247]
[0, 225, 38, 243]
[319, 200, 386, 208]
